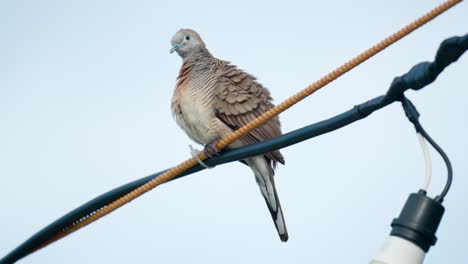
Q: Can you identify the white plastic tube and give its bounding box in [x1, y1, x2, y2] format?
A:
[370, 236, 425, 264]
[417, 133, 432, 192]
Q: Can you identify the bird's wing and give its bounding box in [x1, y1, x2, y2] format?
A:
[214, 64, 285, 165]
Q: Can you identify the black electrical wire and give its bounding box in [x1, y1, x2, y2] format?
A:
[1, 33, 467, 264]
[400, 96, 453, 203]
[0, 95, 388, 264]
[419, 124, 453, 203]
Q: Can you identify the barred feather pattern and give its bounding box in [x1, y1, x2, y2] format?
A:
[171, 37, 288, 241]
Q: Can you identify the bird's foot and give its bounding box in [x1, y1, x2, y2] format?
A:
[203, 139, 221, 157]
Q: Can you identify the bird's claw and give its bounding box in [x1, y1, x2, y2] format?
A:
[203, 139, 220, 157]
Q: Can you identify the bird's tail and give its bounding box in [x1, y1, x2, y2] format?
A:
[260, 182, 289, 242]
[247, 156, 288, 242]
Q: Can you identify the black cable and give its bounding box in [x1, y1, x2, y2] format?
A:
[400, 96, 453, 203]
[418, 124, 453, 203]
[1, 33, 467, 264]
[0, 95, 386, 264]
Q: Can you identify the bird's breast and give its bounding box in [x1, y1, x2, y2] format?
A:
[172, 82, 218, 145]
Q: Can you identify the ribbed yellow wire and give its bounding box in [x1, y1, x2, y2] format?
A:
[36, 0, 462, 252]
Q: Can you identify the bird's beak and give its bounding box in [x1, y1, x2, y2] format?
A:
[170, 44, 182, 54]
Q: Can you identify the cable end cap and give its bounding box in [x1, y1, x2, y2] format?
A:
[390, 191, 445, 252]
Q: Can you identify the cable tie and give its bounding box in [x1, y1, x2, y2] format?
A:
[189, 145, 215, 169]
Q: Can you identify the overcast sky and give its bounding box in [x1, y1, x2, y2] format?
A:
[1, 1, 467, 263]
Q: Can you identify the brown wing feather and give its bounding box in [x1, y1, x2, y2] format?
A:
[214, 64, 285, 166]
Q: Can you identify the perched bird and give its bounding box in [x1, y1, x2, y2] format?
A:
[170, 29, 288, 242]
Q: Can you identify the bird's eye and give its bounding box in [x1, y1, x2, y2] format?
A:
[185, 35, 190, 41]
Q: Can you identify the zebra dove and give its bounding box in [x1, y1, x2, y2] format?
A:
[170, 29, 288, 242]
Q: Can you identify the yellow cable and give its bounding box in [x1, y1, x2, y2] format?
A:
[35, 0, 462, 253]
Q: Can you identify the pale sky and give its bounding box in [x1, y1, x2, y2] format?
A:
[1, 1, 467, 263]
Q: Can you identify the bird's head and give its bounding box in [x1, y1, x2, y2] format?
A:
[170, 29, 206, 58]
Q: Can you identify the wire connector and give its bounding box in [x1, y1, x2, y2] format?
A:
[400, 96, 421, 132]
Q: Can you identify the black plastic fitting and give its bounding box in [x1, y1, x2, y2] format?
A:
[390, 190, 445, 252]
